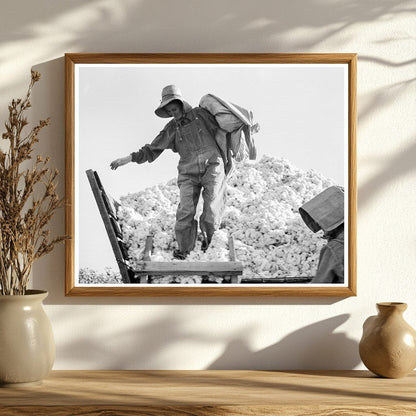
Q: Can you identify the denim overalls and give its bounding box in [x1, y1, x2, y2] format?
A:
[174, 110, 227, 254]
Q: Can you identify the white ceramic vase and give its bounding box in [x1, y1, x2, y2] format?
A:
[0, 290, 55, 387]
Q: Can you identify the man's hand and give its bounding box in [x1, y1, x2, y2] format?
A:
[110, 155, 132, 170]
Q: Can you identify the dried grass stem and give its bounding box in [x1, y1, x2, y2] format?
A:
[0, 71, 65, 295]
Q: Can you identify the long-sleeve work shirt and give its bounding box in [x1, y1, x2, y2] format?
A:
[131, 107, 220, 164]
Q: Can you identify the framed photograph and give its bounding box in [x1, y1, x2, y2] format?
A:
[65, 53, 356, 296]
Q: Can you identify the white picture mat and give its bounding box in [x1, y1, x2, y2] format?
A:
[74, 63, 349, 287]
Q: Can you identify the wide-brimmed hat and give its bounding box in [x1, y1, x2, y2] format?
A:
[299, 186, 344, 233]
[155, 85, 192, 118]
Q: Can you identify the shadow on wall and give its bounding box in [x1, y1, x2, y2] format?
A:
[54, 307, 359, 370]
[207, 314, 360, 370]
[30, 57, 67, 301]
[358, 139, 416, 209]
[54, 310, 212, 369]
[1, 0, 413, 50]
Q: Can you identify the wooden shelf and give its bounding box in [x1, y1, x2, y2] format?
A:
[1, 370, 415, 415]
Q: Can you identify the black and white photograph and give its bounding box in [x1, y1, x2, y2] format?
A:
[65, 54, 356, 296]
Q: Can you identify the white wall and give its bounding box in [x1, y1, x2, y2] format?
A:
[1, 0, 415, 370]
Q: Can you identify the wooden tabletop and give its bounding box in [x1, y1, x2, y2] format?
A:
[1, 370, 415, 415]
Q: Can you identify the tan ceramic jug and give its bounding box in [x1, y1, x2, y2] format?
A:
[0, 290, 55, 387]
[359, 302, 416, 378]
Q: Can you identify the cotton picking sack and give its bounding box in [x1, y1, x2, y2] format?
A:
[199, 94, 258, 162]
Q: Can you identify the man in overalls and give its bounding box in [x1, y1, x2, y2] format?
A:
[110, 85, 227, 259]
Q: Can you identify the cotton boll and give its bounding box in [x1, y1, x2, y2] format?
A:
[153, 231, 173, 250]
[211, 229, 229, 246]
[150, 251, 166, 261]
[179, 276, 203, 284]
[79, 267, 123, 284]
[151, 275, 174, 284]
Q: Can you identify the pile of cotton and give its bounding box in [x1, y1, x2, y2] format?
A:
[79, 267, 123, 284]
[117, 155, 334, 284]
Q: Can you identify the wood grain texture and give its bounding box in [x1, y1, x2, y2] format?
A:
[134, 261, 243, 275]
[3, 405, 416, 416]
[64, 54, 76, 295]
[65, 285, 356, 297]
[65, 53, 358, 64]
[0, 370, 414, 416]
[348, 54, 358, 297]
[64, 53, 357, 297]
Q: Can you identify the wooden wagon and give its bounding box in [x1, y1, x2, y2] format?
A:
[86, 170, 243, 284]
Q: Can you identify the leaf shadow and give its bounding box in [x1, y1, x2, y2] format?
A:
[207, 314, 360, 370]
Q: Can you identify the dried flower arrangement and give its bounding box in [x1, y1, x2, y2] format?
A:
[0, 71, 65, 295]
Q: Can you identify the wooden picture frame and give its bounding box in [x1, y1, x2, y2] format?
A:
[65, 53, 357, 297]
